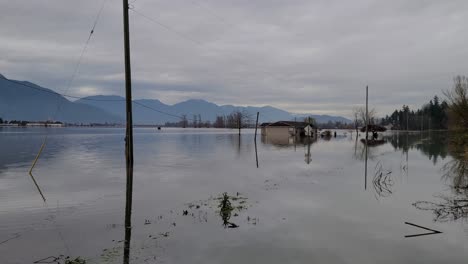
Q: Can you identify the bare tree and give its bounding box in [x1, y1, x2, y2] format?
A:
[444, 75, 468, 130]
[214, 116, 225, 128]
[180, 115, 188, 128]
[352, 107, 362, 135]
[227, 110, 252, 135]
[357, 106, 377, 127]
[192, 114, 198, 128]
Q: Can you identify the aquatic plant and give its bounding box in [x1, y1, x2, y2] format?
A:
[65, 257, 86, 264]
[218, 192, 234, 228]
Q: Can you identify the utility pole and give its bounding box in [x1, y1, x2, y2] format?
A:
[365, 86, 369, 140]
[122, 0, 134, 263]
[406, 111, 409, 131]
[254, 112, 259, 142]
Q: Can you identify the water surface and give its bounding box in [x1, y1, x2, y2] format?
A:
[0, 127, 467, 263]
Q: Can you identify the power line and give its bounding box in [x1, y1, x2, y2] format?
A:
[0, 76, 122, 101]
[1, 75, 192, 120]
[2, 74, 281, 123]
[130, 8, 203, 45]
[52, 0, 109, 118]
[133, 101, 191, 120]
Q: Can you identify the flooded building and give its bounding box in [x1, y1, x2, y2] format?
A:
[260, 121, 317, 138]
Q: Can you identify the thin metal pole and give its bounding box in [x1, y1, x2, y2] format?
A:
[122, 0, 134, 263]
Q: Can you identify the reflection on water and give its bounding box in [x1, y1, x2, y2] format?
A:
[372, 161, 394, 198]
[413, 135, 468, 222]
[1, 128, 468, 263]
[261, 134, 317, 165]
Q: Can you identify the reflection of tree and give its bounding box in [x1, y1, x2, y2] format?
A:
[353, 138, 379, 161]
[384, 132, 448, 165]
[441, 158, 468, 194]
[441, 139, 468, 194]
[413, 137, 468, 221]
[413, 195, 468, 222]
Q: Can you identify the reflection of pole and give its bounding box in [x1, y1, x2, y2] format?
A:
[294, 117, 297, 151]
[254, 140, 259, 168]
[122, 0, 134, 263]
[364, 85, 368, 190]
[406, 132, 409, 179]
[306, 138, 311, 164]
[254, 112, 259, 168]
[364, 143, 368, 190]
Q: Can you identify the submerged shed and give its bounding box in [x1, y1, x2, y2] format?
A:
[261, 121, 316, 137]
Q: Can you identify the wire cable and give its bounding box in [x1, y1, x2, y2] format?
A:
[130, 8, 202, 45]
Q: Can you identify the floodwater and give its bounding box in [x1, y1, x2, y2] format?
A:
[0, 127, 467, 264]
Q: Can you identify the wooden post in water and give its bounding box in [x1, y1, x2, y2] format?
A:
[122, 0, 134, 263]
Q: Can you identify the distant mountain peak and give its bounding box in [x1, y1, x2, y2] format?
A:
[1, 76, 351, 124]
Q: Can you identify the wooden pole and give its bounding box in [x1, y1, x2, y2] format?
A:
[365, 85, 369, 140]
[122, 0, 134, 263]
[407, 111, 409, 131]
[254, 112, 259, 142]
[238, 114, 240, 135]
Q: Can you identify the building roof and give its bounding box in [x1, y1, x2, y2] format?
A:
[261, 121, 315, 128]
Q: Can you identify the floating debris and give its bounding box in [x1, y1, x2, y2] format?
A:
[159, 232, 170, 237]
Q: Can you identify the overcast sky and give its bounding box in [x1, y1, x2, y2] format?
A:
[1, 0, 468, 118]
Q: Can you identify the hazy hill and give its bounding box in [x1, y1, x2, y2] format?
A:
[77, 96, 351, 124]
[0, 74, 351, 124]
[0, 76, 122, 123]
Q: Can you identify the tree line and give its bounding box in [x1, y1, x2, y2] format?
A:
[164, 110, 254, 132]
[379, 95, 449, 130]
[350, 75, 468, 133]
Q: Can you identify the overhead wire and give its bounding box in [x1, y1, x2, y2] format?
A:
[0, 75, 195, 120]
[130, 8, 203, 45]
[2, 73, 280, 124]
[2, 1, 288, 126]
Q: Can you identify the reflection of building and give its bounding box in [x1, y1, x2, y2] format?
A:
[260, 121, 317, 138]
[261, 133, 317, 164]
[261, 133, 317, 148]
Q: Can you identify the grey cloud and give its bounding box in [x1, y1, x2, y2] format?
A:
[2, 0, 468, 118]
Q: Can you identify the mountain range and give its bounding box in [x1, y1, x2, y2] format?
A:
[0, 74, 351, 124]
